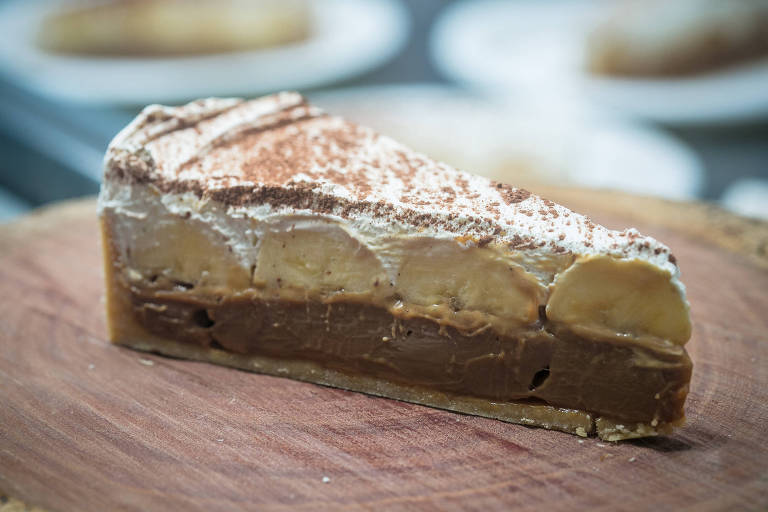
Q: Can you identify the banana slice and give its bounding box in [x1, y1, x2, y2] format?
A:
[125, 216, 250, 290]
[396, 238, 545, 325]
[546, 255, 691, 345]
[255, 225, 386, 295]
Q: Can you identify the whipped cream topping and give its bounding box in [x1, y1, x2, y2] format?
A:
[99, 92, 685, 292]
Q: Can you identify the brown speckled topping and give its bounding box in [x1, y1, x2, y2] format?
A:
[104, 92, 679, 268]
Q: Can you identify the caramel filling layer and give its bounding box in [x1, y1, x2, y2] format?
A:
[113, 213, 692, 344]
[123, 288, 691, 425]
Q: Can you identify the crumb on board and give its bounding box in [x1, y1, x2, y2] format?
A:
[138, 358, 154, 366]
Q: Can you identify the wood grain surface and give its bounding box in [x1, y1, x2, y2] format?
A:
[1, 191, 767, 511]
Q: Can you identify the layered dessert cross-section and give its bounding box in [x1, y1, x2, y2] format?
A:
[98, 92, 693, 440]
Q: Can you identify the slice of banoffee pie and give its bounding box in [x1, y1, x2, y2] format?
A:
[98, 92, 692, 440]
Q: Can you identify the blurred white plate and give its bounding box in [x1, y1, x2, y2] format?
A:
[721, 178, 768, 220]
[0, 0, 409, 105]
[431, 0, 768, 125]
[309, 85, 703, 199]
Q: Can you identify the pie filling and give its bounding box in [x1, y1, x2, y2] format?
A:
[126, 287, 692, 427]
[108, 209, 692, 344]
[102, 217, 692, 435]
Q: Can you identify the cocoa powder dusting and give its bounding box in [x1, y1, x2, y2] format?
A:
[107, 93, 681, 263]
[491, 181, 531, 205]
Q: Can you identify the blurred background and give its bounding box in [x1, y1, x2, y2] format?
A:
[0, 0, 767, 222]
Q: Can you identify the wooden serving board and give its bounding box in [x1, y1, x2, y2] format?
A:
[1, 190, 767, 511]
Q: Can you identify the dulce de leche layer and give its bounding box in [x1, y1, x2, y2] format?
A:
[120, 282, 691, 427]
